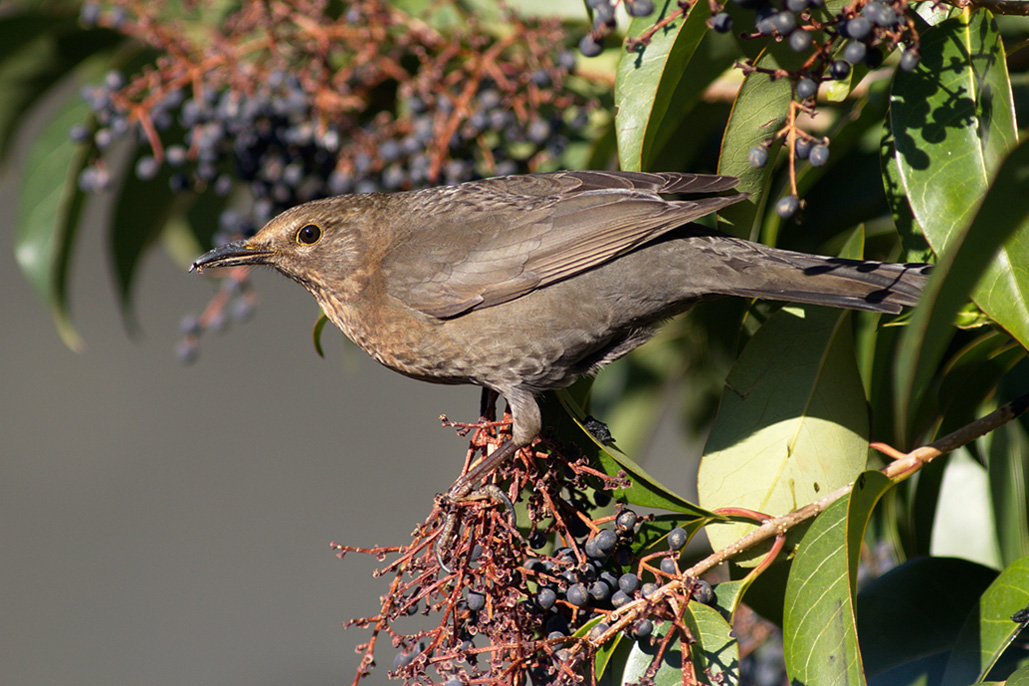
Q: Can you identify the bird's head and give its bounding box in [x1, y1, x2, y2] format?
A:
[190, 196, 371, 294]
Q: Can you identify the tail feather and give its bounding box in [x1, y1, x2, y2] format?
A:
[691, 235, 931, 315]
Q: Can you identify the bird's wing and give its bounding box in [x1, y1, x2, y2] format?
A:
[381, 171, 746, 318]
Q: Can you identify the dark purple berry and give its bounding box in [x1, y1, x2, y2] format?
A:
[135, 155, 159, 180]
[627, 0, 655, 17]
[589, 580, 611, 601]
[536, 587, 557, 610]
[578, 35, 603, 58]
[785, 0, 809, 12]
[776, 195, 800, 218]
[772, 11, 797, 35]
[615, 509, 637, 532]
[899, 49, 920, 72]
[789, 29, 813, 52]
[618, 573, 640, 593]
[843, 40, 867, 64]
[632, 618, 654, 638]
[796, 77, 818, 100]
[611, 590, 631, 608]
[667, 527, 687, 550]
[809, 143, 830, 167]
[710, 12, 733, 33]
[660, 557, 678, 576]
[795, 137, 813, 159]
[68, 124, 91, 143]
[691, 579, 715, 604]
[749, 146, 769, 168]
[466, 590, 485, 611]
[589, 622, 610, 641]
[566, 583, 589, 607]
[842, 16, 872, 40]
[830, 60, 852, 80]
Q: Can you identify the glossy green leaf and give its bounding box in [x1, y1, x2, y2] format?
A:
[982, 417, 1029, 566]
[1006, 664, 1029, 686]
[893, 138, 1029, 441]
[14, 93, 91, 350]
[857, 557, 998, 677]
[614, 0, 713, 171]
[717, 48, 792, 239]
[698, 305, 869, 559]
[880, 126, 932, 262]
[783, 471, 894, 686]
[942, 555, 1029, 685]
[556, 388, 716, 517]
[618, 612, 738, 686]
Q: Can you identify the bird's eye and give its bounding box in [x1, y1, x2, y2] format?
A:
[296, 224, 321, 245]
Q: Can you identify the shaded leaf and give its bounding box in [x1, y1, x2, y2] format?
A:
[857, 557, 998, 677]
[893, 137, 1029, 442]
[942, 555, 1029, 685]
[783, 471, 894, 686]
[698, 305, 869, 561]
[614, 0, 714, 171]
[14, 93, 92, 350]
[981, 417, 1029, 566]
[556, 387, 716, 517]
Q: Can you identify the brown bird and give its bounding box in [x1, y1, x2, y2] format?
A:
[192, 170, 927, 502]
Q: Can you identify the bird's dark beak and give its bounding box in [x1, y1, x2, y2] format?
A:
[190, 239, 274, 273]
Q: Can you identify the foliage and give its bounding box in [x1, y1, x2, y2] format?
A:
[6, 0, 1029, 684]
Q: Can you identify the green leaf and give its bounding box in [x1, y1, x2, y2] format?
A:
[617, 613, 738, 686]
[313, 314, 330, 358]
[0, 14, 120, 161]
[14, 93, 91, 350]
[110, 147, 189, 327]
[698, 306, 869, 561]
[942, 555, 1029, 685]
[716, 47, 792, 239]
[857, 557, 998, 677]
[981, 417, 1029, 566]
[893, 137, 1029, 441]
[614, 0, 714, 171]
[880, 126, 931, 262]
[783, 471, 894, 686]
[556, 387, 716, 518]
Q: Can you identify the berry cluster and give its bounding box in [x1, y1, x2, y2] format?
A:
[72, 0, 590, 362]
[336, 418, 718, 686]
[578, 0, 657, 57]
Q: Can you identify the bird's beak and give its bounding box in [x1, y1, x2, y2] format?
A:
[190, 239, 274, 273]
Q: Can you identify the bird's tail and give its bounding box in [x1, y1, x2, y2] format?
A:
[694, 235, 931, 315]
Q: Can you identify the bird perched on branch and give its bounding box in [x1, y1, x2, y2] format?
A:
[192, 170, 928, 505]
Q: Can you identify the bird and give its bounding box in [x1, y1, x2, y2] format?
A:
[191, 170, 928, 504]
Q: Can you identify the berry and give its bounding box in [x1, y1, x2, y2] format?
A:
[611, 590, 631, 608]
[536, 587, 557, 610]
[641, 582, 658, 598]
[795, 137, 813, 159]
[776, 195, 800, 218]
[748, 146, 769, 168]
[785, 0, 809, 11]
[691, 579, 715, 604]
[594, 529, 617, 552]
[589, 622, 610, 641]
[796, 77, 818, 100]
[660, 557, 678, 576]
[864, 46, 884, 69]
[632, 618, 654, 638]
[566, 583, 589, 607]
[619, 573, 640, 593]
[710, 12, 733, 33]
[627, 0, 655, 17]
[899, 50, 920, 72]
[615, 509, 637, 532]
[667, 527, 688, 550]
[466, 590, 485, 611]
[68, 124, 91, 143]
[578, 35, 603, 58]
[830, 60, 852, 80]
[80, 3, 100, 26]
[842, 16, 872, 40]
[134, 156, 159, 180]
[843, 41, 867, 65]
[772, 11, 797, 35]
[789, 29, 813, 53]
[588, 580, 611, 601]
[809, 143, 830, 167]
